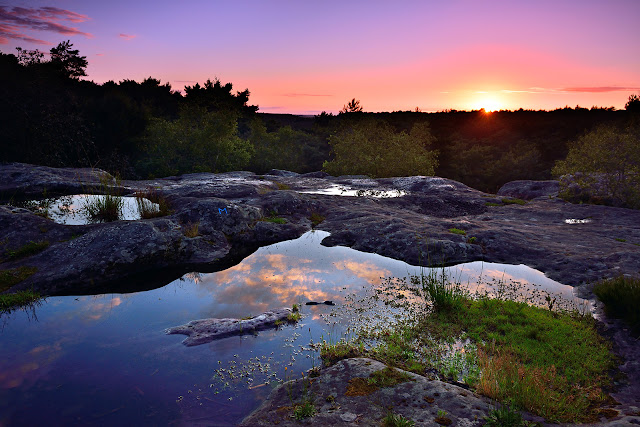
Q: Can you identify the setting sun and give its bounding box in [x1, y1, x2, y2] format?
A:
[475, 97, 504, 112]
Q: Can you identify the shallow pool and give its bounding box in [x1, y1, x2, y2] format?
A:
[0, 231, 586, 425]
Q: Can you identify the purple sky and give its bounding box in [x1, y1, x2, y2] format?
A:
[1, 0, 639, 114]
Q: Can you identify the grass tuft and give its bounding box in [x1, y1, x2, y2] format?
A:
[183, 221, 200, 238]
[309, 212, 325, 227]
[0, 266, 38, 292]
[0, 290, 43, 313]
[594, 276, 640, 335]
[448, 227, 466, 235]
[135, 187, 172, 218]
[382, 411, 415, 427]
[6, 240, 49, 260]
[502, 198, 527, 205]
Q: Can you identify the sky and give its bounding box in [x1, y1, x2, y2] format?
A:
[1, 0, 639, 114]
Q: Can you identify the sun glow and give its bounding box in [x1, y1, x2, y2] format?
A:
[476, 97, 503, 112]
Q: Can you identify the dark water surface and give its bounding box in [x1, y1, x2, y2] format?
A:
[0, 231, 585, 426]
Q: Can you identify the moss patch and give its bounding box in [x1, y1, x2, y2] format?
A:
[345, 377, 378, 396]
[5, 240, 49, 261]
[0, 266, 38, 292]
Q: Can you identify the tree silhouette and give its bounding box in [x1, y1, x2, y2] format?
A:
[49, 40, 88, 79]
[340, 98, 363, 113]
[626, 94, 640, 112]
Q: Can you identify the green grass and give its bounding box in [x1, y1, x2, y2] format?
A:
[6, 240, 49, 260]
[309, 212, 325, 227]
[0, 266, 38, 292]
[484, 402, 534, 426]
[368, 366, 414, 387]
[276, 182, 291, 190]
[0, 290, 43, 313]
[319, 272, 615, 424]
[382, 411, 415, 427]
[501, 198, 527, 205]
[448, 228, 466, 235]
[261, 216, 286, 224]
[485, 202, 503, 207]
[594, 276, 640, 335]
[614, 238, 626, 242]
[292, 399, 315, 420]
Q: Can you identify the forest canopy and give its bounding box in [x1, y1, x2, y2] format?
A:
[1, 41, 638, 197]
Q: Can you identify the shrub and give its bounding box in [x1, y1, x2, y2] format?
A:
[552, 124, 640, 209]
[323, 118, 438, 178]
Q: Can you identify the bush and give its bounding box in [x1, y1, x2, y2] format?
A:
[552, 124, 640, 209]
[137, 106, 252, 177]
[323, 118, 438, 178]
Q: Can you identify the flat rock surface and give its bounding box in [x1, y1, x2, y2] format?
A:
[241, 358, 497, 426]
[166, 308, 293, 346]
[2, 163, 640, 421]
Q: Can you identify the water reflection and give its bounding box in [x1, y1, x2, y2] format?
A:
[0, 230, 587, 425]
[17, 194, 156, 225]
[298, 184, 406, 197]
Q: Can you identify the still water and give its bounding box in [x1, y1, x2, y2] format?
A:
[0, 231, 585, 426]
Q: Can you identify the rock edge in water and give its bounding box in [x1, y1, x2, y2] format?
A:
[165, 307, 293, 346]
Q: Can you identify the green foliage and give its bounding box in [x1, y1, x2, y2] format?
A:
[0, 290, 43, 313]
[292, 399, 316, 420]
[137, 106, 252, 177]
[382, 411, 415, 427]
[448, 228, 466, 235]
[501, 198, 527, 205]
[323, 118, 438, 178]
[260, 215, 286, 224]
[287, 311, 301, 322]
[552, 124, 640, 209]
[0, 266, 38, 292]
[320, 340, 366, 366]
[411, 269, 469, 313]
[368, 366, 413, 388]
[83, 194, 124, 222]
[484, 403, 532, 427]
[594, 276, 640, 334]
[309, 212, 325, 227]
[6, 241, 50, 260]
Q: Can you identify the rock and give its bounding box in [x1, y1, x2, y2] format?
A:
[240, 358, 494, 426]
[497, 180, 560, 200]
[266, 169, 299, 177]
[166, 308, 293, 346]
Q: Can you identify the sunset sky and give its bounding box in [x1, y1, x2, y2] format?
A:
[1, 0, 639, 114]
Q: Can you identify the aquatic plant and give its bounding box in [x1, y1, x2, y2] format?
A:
[134, 187, 172, 218]
[0, 290, 43, 313]
[82, 173, 125, 223]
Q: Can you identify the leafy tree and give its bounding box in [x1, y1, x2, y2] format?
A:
[49, 40, 88, 79]
[626, 94, 640, 113]
[323, 118, 438, 177]
[184, 78, 258, 115]
[137, 106, 252, 177]
[340, 98, 363, 113]
[552, 124, 640, 208]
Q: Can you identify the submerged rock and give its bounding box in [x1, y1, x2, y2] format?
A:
[166, 308, 293, 346]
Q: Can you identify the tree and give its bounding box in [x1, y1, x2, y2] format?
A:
[323, 118, 438, 177]
[552, 124, 640, 208]
[340, 98, 363, 113]
[49, 40, 88, 78]
[626, 94, 640, 113]
[137, 106, 252, 177]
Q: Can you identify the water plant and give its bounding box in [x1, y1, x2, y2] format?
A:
[82, 173, 124, 222]
[0, 290, 43, 313]
[135, 187, 172, 218]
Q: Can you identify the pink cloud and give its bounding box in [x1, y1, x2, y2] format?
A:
[119, 33, 136, 40]
[0, 6, 92, 44]
[560, 86, 640, 93]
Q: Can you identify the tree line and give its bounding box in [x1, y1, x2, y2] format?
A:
[1, 41, 638, 205]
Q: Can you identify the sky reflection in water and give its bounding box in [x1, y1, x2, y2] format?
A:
[0, 230, 585, 425]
